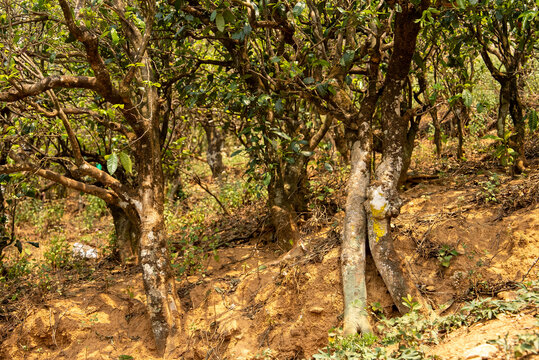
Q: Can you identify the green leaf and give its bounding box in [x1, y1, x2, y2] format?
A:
[339, 50, 355, 67]
[292, 2, 306, 16]
[273, 130, 291, 141]
[462, 89, 472, 107]
[316, 83, 328, 97]
[107, 153, 119, 175]
[119, 152, 133, 174]
[230, 149, 243, 157]
[118, 356, 134, 360]
[262, 172, 271, 187]
[210, 10, 217, 21]
[482, 134, 502, 141]
[215, 13, 225, 32]
[275, 98, 284, 114]
[303, 77, 315, 84]
[527, 109, 538, 132]
[300, 150, 313, 157]
[324, 163, 333, 172]
[110, 27, 119, 45]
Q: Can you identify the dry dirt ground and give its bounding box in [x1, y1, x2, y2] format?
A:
[1, 157, 538, 359]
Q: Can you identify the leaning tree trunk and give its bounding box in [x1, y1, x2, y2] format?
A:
[366, 3, 428, 317]
[366, 86, 428, 317]
[342, 136, 373, 336]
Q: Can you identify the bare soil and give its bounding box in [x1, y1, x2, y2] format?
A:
[1, 147, 538, 360]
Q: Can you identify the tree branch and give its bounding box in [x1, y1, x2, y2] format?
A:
[0, 76, 97, 102]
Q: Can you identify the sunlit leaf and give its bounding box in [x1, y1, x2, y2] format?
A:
[107, 153, 119, 175]
[119, 152, 133, 174]
[215, 13, 225, 32]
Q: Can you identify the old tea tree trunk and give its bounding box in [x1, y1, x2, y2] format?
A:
[0, 0, 181, 355]
[342, 0, 430, 336]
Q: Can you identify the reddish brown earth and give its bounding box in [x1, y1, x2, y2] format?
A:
[1, 145, 538, 359]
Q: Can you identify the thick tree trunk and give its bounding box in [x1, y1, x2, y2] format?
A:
[342, 137, 373, 336]
[137, 153, 181, 355]
[109, 204, 140, 264]
[139, 213, 180, 354]
[365, 3, 428, 317]
[268, 161, 307, 251]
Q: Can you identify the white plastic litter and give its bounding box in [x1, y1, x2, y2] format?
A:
[72, 242, 98, 259]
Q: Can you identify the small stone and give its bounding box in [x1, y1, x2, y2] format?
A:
[463, 344, 498, 359]
[309, 307, 324, 314]
[219, 319, 239, 338]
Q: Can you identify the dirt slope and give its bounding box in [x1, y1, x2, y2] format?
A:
[1, 168, 538, 359]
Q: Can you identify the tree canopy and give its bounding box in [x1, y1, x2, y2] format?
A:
[0, 0, 537, 354]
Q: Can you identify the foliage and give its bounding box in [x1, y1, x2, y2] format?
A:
[437, 245, 459, 268]
[43, 235, 71, 270]
[0, 250, 32, 281]
[81, 194, 108, 230]
[477, 172, 500, 203]
[315, 281, 539, 359]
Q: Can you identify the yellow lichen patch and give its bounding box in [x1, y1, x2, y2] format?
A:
[370, 204, 387, 242]
[370, 203, 386, 219]
[372, 218, 387, 242]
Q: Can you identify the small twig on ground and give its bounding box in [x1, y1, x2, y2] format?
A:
[521, 256, 539, 282]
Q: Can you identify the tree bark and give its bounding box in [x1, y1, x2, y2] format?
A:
[453, 99, 469, 160]
[109, 204, 140, 264]
[342, 137, 373, 336]
[430, 107, 442, 157]
[507, 77, 526, 173]
[497, 79, 511, 139]
[201, 120, 225, 179]
[136, 124, 181, 355]
[268, 160, 307, 251]
[364, 2, 428, 317]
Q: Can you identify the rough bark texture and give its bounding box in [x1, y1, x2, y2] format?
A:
[268, 161, 307, 251]
[109, 204, 140, 264]
[135, 55, 181, 355]
[364, 2, 428, 316]
[342, 137, 372, 336]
